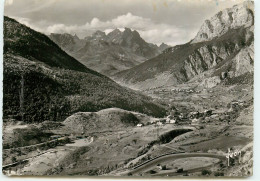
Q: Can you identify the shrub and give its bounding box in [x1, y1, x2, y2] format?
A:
[214, 172, 224, 177]
[158, 129, 192, 144]
[162, 165, 167, 170]
[201, 169, 212, 175]
[149, 170, 157, 174]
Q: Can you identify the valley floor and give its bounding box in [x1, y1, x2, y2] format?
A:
[2, 82, 253, 177]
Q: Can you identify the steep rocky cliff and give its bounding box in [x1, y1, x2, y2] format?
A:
[192, 1, 254, 43]
[114, 1, 254, 90]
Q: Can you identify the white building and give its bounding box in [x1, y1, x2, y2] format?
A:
[157, 122, 163, 126]
[166, 115, 176, 124]
[169, 119, 176, 124]
[137, 123, 143, 127]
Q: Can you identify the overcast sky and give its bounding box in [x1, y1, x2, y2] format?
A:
[4, 0, 245, 45]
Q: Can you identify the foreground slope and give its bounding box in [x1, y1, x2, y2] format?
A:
[114, 1, 254, 90]
[3, 16, 167, 123]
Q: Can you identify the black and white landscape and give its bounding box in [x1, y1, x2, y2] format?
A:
[3, 0, 254, 177]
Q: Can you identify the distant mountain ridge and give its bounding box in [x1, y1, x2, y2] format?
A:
[49, 28, 169, 76]
[113, 1, 254, 90]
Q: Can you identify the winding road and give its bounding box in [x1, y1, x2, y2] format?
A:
[3, 137, 94, 171]
[129, 152, 226, 176]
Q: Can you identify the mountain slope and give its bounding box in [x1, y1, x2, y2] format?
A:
[49, 28, 167, 76]
[4, 17, 95, 74]
[114, 1, 254, 90]
[3, 16, 167, 123]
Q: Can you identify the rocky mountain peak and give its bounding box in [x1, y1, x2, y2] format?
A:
[73, 34, 80, 40]
[84, 30, 107, 41]
[106, 27, 142, 46]
[192, 1, 254, 43]
[123, 27, 132, 33]
[108, 28, 122, 36]
[93, 30, 106, 38]
[159, 43, 170, 51]
[106, 29, 123, 43]
[122, 28, 140, 38]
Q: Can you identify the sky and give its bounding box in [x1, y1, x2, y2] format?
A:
[4, 0, 246, 46]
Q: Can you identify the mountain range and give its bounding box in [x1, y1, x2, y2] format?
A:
[49, 28, 169, 76]
[113, 1, 254, 90]
[3, 16, 167, 123]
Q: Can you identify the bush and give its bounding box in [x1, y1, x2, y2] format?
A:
[214, 172, 224, 177]
[149, 170, 156, 174]
[162, 165, 167, 170]
[201, 169, 212, 175]
[219, 161, 225, 168]
[158, 129, 192, 144]
[11, 156, 17, 163]
[121, 113, 140, 126]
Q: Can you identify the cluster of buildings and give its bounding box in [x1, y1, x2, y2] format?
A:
[136, 107, 214, 127]
[152, 88, 202, 95]
[170, 88, 200, 93]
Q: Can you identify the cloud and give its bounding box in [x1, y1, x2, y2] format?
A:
[111, 13, 151, 29]
[5, 0, 244, 46]
[41, 12, 196, 45]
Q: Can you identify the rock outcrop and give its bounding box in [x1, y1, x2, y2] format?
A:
[192, 1, 254, 43]
[234, 41, 254, 77]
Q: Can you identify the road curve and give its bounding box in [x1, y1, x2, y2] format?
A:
[129, 152, 226, 175]
[2, 150, 57, 169]
[3, 137, 67, 151]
